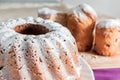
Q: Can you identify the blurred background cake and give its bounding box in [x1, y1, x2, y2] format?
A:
[94, 19, 120, 56]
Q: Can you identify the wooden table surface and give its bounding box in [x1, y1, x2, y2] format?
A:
[80, 51, 120, 69]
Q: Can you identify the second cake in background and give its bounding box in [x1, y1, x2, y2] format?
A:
[94, 19, 120, 56]
[38, 8, 67, 27]
[67, 3, 97, 51]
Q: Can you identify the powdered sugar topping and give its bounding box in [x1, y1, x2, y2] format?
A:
[69, 3, 97, 21]
[0, 17, 81, 80]
[96, 19, 120, 28]
[80, 3, 97, 19]
[38, 8, 57, 15]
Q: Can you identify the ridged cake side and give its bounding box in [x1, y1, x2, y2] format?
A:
[0, 17, 81, 80]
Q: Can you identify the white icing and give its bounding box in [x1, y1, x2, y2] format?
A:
[96, 19, 120, 28]
[0, 17, 81, 80]
[38, 8, 57, 15]
[69, 3, 97, 21]
[80, 3, 97, 19]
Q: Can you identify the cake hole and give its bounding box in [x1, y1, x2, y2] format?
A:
[0, 66, 3, 70]
[14, 24, 49, 35]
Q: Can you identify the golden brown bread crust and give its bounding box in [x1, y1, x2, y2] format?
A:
[94, 27, 120, 56]
[67, 14, 96, 51]
[50, 13, 67, 27]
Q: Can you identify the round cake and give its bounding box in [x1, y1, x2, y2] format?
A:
[94, 19, 120, 56]
[0, 17, 81, 80]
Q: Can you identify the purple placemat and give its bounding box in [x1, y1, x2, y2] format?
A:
[93, 68, 120, 80]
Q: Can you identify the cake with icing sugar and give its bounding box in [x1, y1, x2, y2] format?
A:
[0, 17, 81, 80]
[94, 19, 120, 56]
[38, 8, 57, 15]
[38, 8, 67, 26]
[67, 3, 97, 51]
[38, 8, 58, 19]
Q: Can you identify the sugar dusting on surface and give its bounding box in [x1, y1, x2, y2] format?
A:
[0, 17, 81, 80]
[80, 3, 97, 19]
[38, 8, 58, 15]
[68, 3, 97, 21]
[96, 19, 120, 28]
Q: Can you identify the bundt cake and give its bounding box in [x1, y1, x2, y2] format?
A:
[0, 17, 81, 80]
[94, 19, 120, 56]
[38, 8, 67, 27]
[67, 3, 97, 52]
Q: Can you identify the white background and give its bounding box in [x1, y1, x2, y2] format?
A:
[63, 0, 120, 18]
[0, 0, 120, 18]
